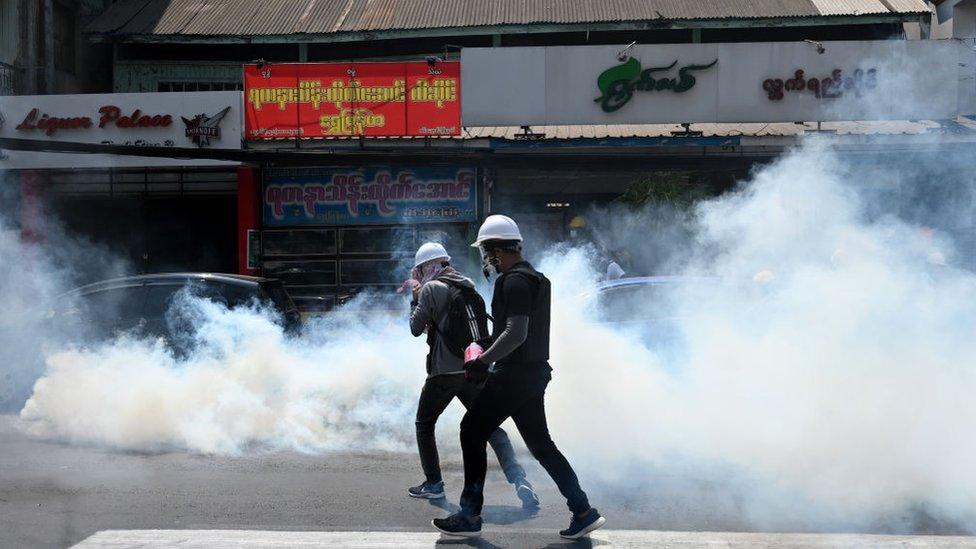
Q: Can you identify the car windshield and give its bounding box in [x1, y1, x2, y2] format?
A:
[261, 281, 298, 314]
[594, 283, 678, 322]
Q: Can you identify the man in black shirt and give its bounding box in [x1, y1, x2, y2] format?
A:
[431, 215, 606, 540]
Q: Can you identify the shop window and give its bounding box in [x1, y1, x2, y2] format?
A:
[262, 229, 337, 257]
[415, 225, 470, 264]
[340, 227, 415, 255]
[263, 260, 337, 287]
[339, 259, 407, 286]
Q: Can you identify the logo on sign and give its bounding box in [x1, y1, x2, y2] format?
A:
[594, 57, 717, 113]
[182, 106, 231, 147]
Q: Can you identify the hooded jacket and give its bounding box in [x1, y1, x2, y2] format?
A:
[409, 270, 477, 377]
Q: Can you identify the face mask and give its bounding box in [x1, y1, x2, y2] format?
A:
[479, 246, 501, 280]
[413, 262, 444, 285]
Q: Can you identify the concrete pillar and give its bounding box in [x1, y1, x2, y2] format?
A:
[19, 169, 46, 243]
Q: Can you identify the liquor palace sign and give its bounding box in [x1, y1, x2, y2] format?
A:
[244, 61, 461, 139]
[0, 91, 243, 169]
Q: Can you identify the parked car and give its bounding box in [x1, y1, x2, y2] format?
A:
[583, 276, 726, 367]
[57, 273, 301, 345]
[0, 274, 300, 413]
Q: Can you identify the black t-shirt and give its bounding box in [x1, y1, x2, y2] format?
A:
[501, 274, 532, 317]
[490, 261, 551, 366]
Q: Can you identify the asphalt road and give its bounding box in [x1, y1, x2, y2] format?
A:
[1, 414, 971, 549]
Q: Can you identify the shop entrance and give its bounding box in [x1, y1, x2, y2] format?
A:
[43, 167, 239, 281]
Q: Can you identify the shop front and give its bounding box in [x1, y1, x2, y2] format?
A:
[459, 39, 974, 247]
[0, 91, 245, 275]
[240, 59, 480, 303]
[255, 165, 479, 307]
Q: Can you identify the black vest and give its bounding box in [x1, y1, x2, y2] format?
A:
[491, 261, 551, 365]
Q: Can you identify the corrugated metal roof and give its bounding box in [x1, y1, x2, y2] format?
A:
[87, 0, 929, 36]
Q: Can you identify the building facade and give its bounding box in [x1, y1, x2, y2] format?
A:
[8, 0, 976, 306]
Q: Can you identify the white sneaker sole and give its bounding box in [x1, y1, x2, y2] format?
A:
[516, 485, 540, 508]
[408, 490, 445, 499]
[560, 515, 606, 539]
[431, 519, 481, 538]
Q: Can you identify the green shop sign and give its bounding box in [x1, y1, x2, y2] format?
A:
[595, 57, 718, 113]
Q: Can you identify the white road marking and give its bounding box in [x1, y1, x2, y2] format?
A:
[72, 529, 976, 548]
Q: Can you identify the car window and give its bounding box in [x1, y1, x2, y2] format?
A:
[79, 285, 147, 330]
[194, 281, 262, 308]
[142, 284, 182, 319]
[598, 285, 665, 311]
[260, 281, 298, 314]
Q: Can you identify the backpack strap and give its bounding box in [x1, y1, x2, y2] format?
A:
[426, 278, 468, 355]
[430, 276, 488, 355]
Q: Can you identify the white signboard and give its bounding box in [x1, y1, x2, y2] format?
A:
[462, 41, 969, 126]
[0, 91, 243, 169]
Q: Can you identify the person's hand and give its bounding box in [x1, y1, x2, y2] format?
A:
[464, 357, 489, 382]
[412, 284, 422, 302]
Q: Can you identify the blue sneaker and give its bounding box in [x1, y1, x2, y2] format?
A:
[408, 480, 445, 499]
[559, 508, 606, 539]
[431, 512, 482, 537]
[515, 479, 540, 509]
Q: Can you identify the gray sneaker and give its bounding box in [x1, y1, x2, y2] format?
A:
[408, 480, 445, 499]
[515, 479, 540, 509]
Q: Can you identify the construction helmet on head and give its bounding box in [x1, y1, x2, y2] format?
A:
[471, 214, 523, 248]
[413, 242, 450, 268]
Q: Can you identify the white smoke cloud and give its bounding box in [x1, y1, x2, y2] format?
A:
[8, 137, 976, 532]
[0, 176, 128, 411]
[533, 141, 976, 532]
[20, 295, 425, 454]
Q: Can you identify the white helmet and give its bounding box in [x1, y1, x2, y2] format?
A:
[413, 242, 450, 268]
[471, 214, 523, 248]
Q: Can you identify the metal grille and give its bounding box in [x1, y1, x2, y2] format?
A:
[157, 81, 242, 92]
[45, 167, 239, 196]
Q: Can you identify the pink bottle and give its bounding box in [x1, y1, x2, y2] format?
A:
[464, 342, 484, 363]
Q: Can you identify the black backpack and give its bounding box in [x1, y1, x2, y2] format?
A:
[429, 277, 490, 358]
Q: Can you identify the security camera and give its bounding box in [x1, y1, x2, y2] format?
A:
[804, 39, 826, 54]
[616, 41, 637, 63]
[425, 56, 443, 68]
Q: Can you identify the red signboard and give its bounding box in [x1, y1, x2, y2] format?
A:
[244, 61, 460, 139]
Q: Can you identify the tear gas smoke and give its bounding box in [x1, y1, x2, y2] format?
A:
[0, 179, 128, 411]
[8, 144, 976, 532]
[540, 141, 976, 532]
[15, 138, 976, 532]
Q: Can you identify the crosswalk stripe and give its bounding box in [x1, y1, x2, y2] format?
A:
[72, 529, 976, 548]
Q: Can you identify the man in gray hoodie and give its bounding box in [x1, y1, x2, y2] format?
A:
[407, 242, 539, 507]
